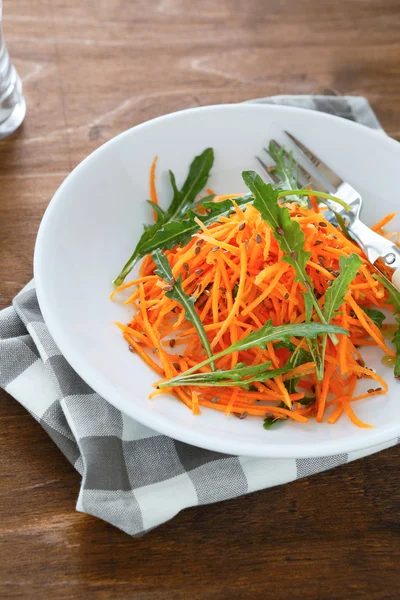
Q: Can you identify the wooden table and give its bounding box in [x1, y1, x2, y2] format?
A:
[1, 1, 400, 598]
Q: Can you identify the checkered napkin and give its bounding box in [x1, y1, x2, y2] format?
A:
[1, 96, 398, 536]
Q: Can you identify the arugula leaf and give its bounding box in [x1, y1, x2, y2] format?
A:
[160, 320, 348, 387]
[324, 254, 362, 322]
[152, 249, 215, 370]
[242, 170, 340, 378]
[136, 194, 251, 257]
[267, 141, 305, 204]
[114, 149, 214, 285]
[163, 363, 290, 389]
[373, 274, 400, 377]
[393, 317, 400, 378]
[167, 148, 214, 220]
[363, 308, 386, 329]
[373, 274, 400, 313]
[263, 405, 285, 430]
[284, 348, 312, 394]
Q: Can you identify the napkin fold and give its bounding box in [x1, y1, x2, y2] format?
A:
[1, 96, 397, 536]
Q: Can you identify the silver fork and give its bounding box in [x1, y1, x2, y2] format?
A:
[256, 133, 400, 291]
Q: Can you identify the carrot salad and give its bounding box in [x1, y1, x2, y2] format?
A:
[111, 148, 400, 430]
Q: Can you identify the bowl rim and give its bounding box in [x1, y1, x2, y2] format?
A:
[34, 102, 400, 458]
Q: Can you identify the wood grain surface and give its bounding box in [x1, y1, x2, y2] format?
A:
[1, 1, 400, 598]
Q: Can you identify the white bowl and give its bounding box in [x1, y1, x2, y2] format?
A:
[34, 104, 400, 458]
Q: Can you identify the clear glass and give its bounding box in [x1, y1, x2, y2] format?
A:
[0, 1, 25, 139]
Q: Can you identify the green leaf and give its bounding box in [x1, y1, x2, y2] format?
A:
[243, 171, 312, 285]
[114, 149, 214, 285]
[243, 170, 339, 378]
[263, 401, 287, 430]
[267, 141, 305, 205]
[136, 194, 251, 257]
[373, 274, 400, 313]
[393, 317, 400, 378]
[160, 320, 348, 387]
[164, 363, 291, 389]
[284, 348, 312, 394]
[363, 308, 386, 329]
[152, 249, 215, 370]
[168, 148, 214, 220]
[146, 200, 166, 223]
[324, 254, 362, 322]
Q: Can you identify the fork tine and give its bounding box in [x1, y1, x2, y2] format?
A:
[255, 155, 280, 184]
[284, 131, 343, 191]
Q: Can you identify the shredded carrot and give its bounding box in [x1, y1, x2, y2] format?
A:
[112, 166, 398, 429]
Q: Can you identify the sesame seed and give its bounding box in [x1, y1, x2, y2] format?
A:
[195, 268, 203, 275]
[318, 255, 325, 263]
[327, 280, 333, 286]
[204, 289, 211, 296]
[169, 339, 176, 348]
[169, 278, 175, 287]
[196, 239, 204, 247]
[162, 285, 173, 292]
[211, 397, 220, 404]
[256, 234, 262, 244]
[375, 387, 383, 392]
[195, 246, 201, 255]
[367, 388, 374, 394]
[173, 362, 180, 370]
[245, 239, 249, 251]
[319, 221, 327, 228]
[331, 234, 338, 239]
[284, 292, 289, 300]
[326, 267, 334, 273]
[239, 411, 248, 420]
[128, 345, 135, 353]
[238, 222, 245, 231]
[290, 251, 297, 261]
[183, 263, 190, 272]
[212, 246, 219, 252]
[152, 347, 159, 354]
[276, 227, 285, 236]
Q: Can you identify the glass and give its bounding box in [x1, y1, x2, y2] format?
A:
[0, 1, 25, 139]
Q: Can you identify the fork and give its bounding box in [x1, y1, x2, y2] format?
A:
[256, 133, 400, 291]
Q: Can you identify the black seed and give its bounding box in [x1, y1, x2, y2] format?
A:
[326, 267, 334, 273]
[183, 263, 190, 272]
[195, 268, 203, 275]
[367, 388, 374, 393]
[256, 234, 262, 244]
[314, 240, 323, 246]
[238, 222, 246, 231]
[169, 339, 176, 348]
[375, 387, 383, 392]
[173, 362, 180, 370]
[239, 411, 248, 420]
[284, 292, 289, 300]
[128, 345, 135, 353]
[318, 255, 325, 262]
[195, 246, 201, 255]
[211, 396, 220, 404]
[319, 221, 327, 228]
[276, 227, 285, 236]
[196, 239, 204, 247]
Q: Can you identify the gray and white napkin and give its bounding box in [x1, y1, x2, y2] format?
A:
[1, 96, 397, 536]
